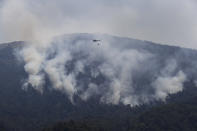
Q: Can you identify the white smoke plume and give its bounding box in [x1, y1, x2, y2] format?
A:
[17, 34, 187, 106]
[153, 71, 186, 101]
[0, 0, 188, 106]
[152, 59, 186, 101]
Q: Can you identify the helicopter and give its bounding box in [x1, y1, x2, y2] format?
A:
[92, 39, 101, 45]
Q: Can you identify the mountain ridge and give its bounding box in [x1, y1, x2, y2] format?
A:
[0, 33, 197, 130]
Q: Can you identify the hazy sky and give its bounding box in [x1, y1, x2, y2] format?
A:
[0, 0, 197, 48]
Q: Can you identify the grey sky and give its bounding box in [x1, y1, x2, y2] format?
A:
[0, 0, 197, 48]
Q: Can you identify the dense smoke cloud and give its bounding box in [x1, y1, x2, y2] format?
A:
[0, 0, 190, 106]
[17, 33, 186, 106]
[152, 59, 186, 101]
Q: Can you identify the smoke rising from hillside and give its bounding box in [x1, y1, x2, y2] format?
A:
[152, 60, 186, 101]
[0, 0, 189, 106]
[17, 34, 186, 106]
